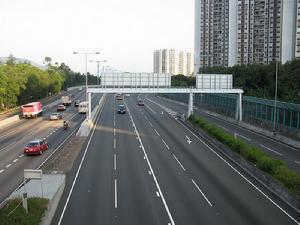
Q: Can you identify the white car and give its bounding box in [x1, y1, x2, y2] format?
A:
[50, 112, 62, 120]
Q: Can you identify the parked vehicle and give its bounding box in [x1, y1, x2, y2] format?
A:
[118, 105, 126, 114]
[21, 102, 43, 118]
[74, 100, 80, 107]
[137, 100, 144, 106]
[78, 101, 88, 114]
[50, 112, 62, 120]
[61, 96, 72, 106]
[57, 104, 66, 111]
[24, 139, 48, 155]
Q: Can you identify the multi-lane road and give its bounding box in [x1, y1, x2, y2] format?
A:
[146, 94, 300, 173]
[0, 89, 101, 205]
[53, 94, 300, 225]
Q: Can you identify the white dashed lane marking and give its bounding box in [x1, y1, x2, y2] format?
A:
[5, 164, 11, 168]
[0, 169, 4, 174]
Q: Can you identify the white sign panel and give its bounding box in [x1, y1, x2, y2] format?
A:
[24, 169, 43, 180]
[102, 73, 171, 88]
[196, 74, 233, 89]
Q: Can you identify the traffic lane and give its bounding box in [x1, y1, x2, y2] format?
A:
[0, 90, 86, 146]
[58, 95, 115, 225]
[0, 110, 84, 204]
[0, 92, 98, 164]
[0, 91, 98, 151]
[146, 95, 300, 172]
[114, 98, 170, 225]
[142, 97, 300, 225]
[0, 101, 80, 157]
[125, 97, 226, 225]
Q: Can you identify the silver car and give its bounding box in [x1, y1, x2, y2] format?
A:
[50, 112, 62, 120]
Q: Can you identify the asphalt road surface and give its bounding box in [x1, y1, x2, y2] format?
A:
[54, 94, 300, 225]
[0, 90, 102, 205]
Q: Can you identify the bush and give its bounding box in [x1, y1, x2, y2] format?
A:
[188, 114, 300, 197]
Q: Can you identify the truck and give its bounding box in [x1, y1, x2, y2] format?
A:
[21, 102, 43, 118]
[61, 96, 72, 106]
[78, 101, 88, 114]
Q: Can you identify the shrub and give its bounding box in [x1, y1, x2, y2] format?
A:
[188, 114, 300, 197]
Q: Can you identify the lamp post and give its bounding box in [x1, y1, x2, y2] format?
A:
[273, 60, 278, 133]
[90, 60, 107, 86]
[73, 51, 100, 120]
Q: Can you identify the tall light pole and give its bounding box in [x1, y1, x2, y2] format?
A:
[273, 60, 278, 133]
[73, 51, 99, 120]
[90, 60, 107, 86]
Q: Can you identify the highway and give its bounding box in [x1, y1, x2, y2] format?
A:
[54, 94, 300, 225]
[0, 89, 102, 205]
[144, 94, 300, 173]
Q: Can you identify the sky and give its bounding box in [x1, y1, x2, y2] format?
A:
[0, 0, 194, 74]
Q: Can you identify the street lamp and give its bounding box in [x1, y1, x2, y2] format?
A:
[73, 51, 100, 120]
[89, 59, 107, 86]
[273, 60, 278, 133]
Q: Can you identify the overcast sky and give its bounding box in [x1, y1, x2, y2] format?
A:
[0, 0, 194, 74]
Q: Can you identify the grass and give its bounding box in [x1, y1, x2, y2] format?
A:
[0, 198, 48, 225]
[189, 114, 300, 197]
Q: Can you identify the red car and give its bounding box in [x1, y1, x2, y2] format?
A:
[57, 104, 66, 111]
[137, 100, 144, 106]
[24, 139, 49, 155]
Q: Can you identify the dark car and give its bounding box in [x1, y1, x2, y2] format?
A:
[74, 100, 80, 107]
[57, 104, 66, 111]
[137, 100, 144, 106]
[24, 139, 49, 155]
[118, 105, 126, 114]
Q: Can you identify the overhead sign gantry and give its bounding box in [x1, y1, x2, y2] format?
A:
[86, 73, 243, 121]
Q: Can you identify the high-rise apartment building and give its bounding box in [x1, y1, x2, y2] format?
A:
[296, 1, 300, 58]
[195, 0, 298, 73]
[153, 49, 193, 75]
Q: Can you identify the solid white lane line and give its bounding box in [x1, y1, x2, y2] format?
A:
[173, 155, 186, 171]
[259, 144, 283, 156]
[114, 138, 116, 149]
[156, 191, 160, 197]
[57, 96, 106, 225]
[145, 104, 157, 114]
[114, 179, 118, 208]
[162, 139, 170, 150]
[217, 125, 229, 132]
[237, 134, 251, 141]
[154, 129, 160, 136]
[5, 164, 11, 168]
[124, 100, 175, 225]
[178, 121, 299, 224]
[149, 121, 153, 127]
[295, 160, 300, 165]
[191, 179, 213, 207]
[13, 159, 18, 163]
[0, 169, 4, 173]
[114, 154, 117, 171]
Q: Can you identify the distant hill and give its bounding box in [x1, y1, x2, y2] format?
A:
[0, 57, 47, 70]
